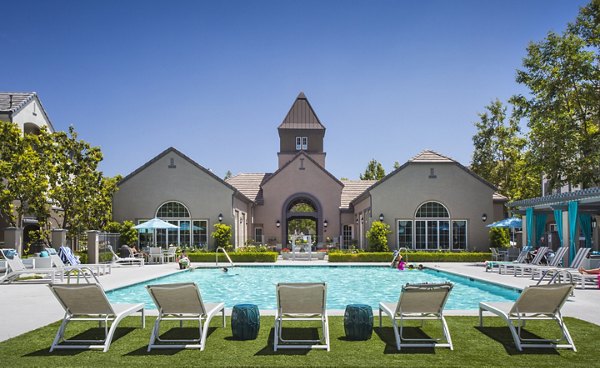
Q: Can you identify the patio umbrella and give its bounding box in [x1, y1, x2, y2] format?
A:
[134, 218, 179, 247]
[179, 222, 205, 231]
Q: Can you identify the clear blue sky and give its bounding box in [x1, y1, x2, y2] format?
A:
[2, 0, 589, 180]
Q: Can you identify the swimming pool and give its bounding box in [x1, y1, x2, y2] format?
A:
[107, 266, 520, 310]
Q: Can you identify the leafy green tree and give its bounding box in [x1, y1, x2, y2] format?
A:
[366, 221, 391, 252]
[47, 126, 120, 239]
[471, 100, 539, 200]
[360, 159, 385, 180]
[104, 220, 138, 246]
[212, 223, 232, 248]
[0, 121, 52, 227]
[511, 1, 600, 190]
[393, 161, 401, 170]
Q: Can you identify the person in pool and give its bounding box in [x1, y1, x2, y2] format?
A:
[222, 267, 228, 272]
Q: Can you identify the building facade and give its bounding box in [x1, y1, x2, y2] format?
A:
[113, 93, 506, 251]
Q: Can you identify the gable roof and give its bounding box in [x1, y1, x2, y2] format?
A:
[0, 92, 55, 132]
[118, 147, 252, 203]
[262, 151, 344, 188]
[351, 150, 499, 206]
[278, 92, 325, 130]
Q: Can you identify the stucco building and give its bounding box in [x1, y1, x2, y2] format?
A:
[113, 93, 507, 251]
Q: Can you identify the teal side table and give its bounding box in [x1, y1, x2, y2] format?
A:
[231, 304, 260, 340]
[344, 304, 373, 340]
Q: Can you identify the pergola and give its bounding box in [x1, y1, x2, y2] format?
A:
[507, 187, 600, 263]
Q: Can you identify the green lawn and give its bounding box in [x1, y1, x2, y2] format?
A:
[0, 316, 598, 367]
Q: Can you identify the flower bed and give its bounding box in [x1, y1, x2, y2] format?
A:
[187, 251, 278, 263]
[328, 251, 491, 263]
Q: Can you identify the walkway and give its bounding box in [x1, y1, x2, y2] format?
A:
[0, 261, 598, 342]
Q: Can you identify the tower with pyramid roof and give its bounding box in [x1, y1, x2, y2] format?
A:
[277, 92, 326, 169]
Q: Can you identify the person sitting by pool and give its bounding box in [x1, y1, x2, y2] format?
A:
[178, 251, 190, 270]
[578, 267, 600, 274]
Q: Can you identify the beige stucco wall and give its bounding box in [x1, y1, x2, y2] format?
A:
[112, 151, 237, 249]
[369, 162, 495, 251]
[255, 154, 342, 246]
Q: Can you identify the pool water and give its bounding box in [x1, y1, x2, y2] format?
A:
[107, 266, 520, 310]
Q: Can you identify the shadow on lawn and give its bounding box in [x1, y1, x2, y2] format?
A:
[254, 328, 317, 356]
[475, 326, 561, 355]
[24, 327, 136, 357]
[374, 326, 436, 354]
[124, 326, 218, 356]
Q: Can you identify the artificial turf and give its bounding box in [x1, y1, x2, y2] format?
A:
[0, 315, 598, 367]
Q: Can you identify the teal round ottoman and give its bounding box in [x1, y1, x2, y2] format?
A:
[231, 304, 260, 340]
[344, 304, 373, 340]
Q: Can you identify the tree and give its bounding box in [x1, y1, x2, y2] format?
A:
[224, 170, 232, 180]
[104, 220, 138, 246]
[360, 159, 385, 180]
[512, 1, 600, 190]
[212, 223, 232, 249]
[47, 126, 120, 240]
[489, 227, 510, 248]
[471, 100, 539, 201]
[0, 121, 52, 227]
[393, 161, 401, 170]
[366, 221, 391, 252]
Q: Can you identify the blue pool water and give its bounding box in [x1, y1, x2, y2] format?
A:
[106, 266, 520, 310]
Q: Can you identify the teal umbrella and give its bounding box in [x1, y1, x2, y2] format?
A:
[134, 218, 179, 230]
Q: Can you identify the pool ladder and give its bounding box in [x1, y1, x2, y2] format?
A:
[65, 266, 100, 284]
[391, 247, 409, 266]
[216, 247, 235, 268]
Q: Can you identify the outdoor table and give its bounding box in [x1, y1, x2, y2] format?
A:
[231, 304, 260, 340]
[344, 304, 373, 340]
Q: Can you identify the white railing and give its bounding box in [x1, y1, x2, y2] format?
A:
[216, 247, 234, 268]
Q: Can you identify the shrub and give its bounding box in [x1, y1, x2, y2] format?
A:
[366, 221, 391, 252]
[328, 251, 491, 263]
[489, 227, 510, 248]
[103, 220, 138, 246]
[187, 251, 278, 263]
[212, 223, 232, 248]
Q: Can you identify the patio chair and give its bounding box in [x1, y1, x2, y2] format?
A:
[379, 282, 454, 350]
[107, 245, 144, 266]
[146, 282, 225, 351]
[486, 248, 529, 273]
[499, 247, 548, 275]
[46, 248, 111, 275]
[163, 246, 177, 263]
[148, 247, 164, 264]
[0, 249, 64, 284]
[274, 282, 329, 351]
[543, 248, 593, 288]
[48, 283, 145, 352]
[479, 283, 576, 351]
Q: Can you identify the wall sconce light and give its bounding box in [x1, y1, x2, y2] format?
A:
[379, 213, 384, 222]
[324, 219, 328, 228]
[276, 220, 281, 228]
[355, 215, 358, 224]
[592, 217, 597, 229]
[218, 213, 223, 222]
[481, 213, 487, 222]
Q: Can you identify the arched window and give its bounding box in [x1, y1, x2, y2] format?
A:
[156, 201, 190, 218]
[416, 202, 449, 218]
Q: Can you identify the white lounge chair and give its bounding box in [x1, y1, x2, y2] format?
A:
[107, 245, 144, 266]
[486, 248, 529, 272]
[46, 248, 111, 275]
[379, 282, 454, 350]
[479, 283, 576, 351]
[274, 282, 329, 351]
[515, 246, 569, 278]
[146, 282, 225, 351]
[499, 247, 548, 275]
[0, 249, 64, 284]
[48, 283, 145, 352]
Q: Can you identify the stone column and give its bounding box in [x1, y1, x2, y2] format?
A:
[87, 230, 100, 264]
[51, 229, 67, 250]
[4, 227, 23, 255]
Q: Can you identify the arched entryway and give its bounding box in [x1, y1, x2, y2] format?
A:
[282, 193, 323, 247]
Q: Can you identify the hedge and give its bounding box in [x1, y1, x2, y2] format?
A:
[328, 251, 491, 263]
[188, 251, 278, 263]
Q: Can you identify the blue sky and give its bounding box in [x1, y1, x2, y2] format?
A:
[2, 0, 588, 180]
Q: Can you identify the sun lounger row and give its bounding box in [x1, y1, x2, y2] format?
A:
[46, 281, 576, 353]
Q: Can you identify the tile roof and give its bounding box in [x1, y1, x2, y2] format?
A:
[0, 92, 36, 112]
[278, 92, 325, 130]
[409, 150, 455, 162]
[341, 180, 376, 209]
[226, 173, 272, 203]
[493, 192, 509, 201]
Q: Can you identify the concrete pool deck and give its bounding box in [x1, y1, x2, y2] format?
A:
[1, 261, 599, 342]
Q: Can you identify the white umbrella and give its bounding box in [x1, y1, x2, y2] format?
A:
[134, 218, 179, 247]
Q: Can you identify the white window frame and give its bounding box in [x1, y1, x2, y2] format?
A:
[296, 136, 308, 150]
